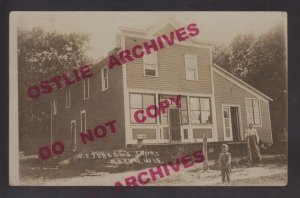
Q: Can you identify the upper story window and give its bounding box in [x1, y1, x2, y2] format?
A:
[101, 67, 109, 91]
[52, 98, 57, 115]
[185, 54, 198, 80]
[143, 52, 158, 77]
[83, 79, 89, 100]
[246, 98, 262, 125]
[80, 110, 86, 133]
[66, 88, 71, 108]
[189, 97, 212, 124]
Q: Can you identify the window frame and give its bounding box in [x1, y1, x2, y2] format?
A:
[185, 54, 198, 81]
[189, 96, 212, 124]
[143, 51, 158, 77]
[80, 110, 87, 133]
[129, 93, 156, 124]
[83, 79, 89, 100]
[245, 98, 262, 126]
[101, 66, 109, 91]
[66, 88, 71, 109]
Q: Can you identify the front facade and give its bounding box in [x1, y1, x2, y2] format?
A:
[50, 18, 273, 154]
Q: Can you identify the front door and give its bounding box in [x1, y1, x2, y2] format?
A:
[169, 109, 181, 141]
[231, 107, 241, 141]
[71, 120, 76, 151]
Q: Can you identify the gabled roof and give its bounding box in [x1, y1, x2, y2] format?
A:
[212, 64, 273, 102]
[119, 17, 213, 46]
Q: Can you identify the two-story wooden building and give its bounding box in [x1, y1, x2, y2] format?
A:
[50, 18, 273, 156]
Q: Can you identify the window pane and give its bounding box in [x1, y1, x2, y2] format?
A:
[180, 97, 187, 110]
[105, 79, 108, 89]
[200, 98, 210, 111]
[144, 53, 157, 64]
[145, 69, 156, 76]
[103, 68, 108, 78]
[181, 111, 188, 124]
[186, 68, 195, 80]
[254, 118, 261, 125]
[183, 129, 188, 139]
[190, 98, 200, 110]
[130, 94, 142, 108]
[225, 119, 230, 127]
[161, 115, 168, 124]
[185, 56, 197, 69]
[143, 94, 155, 108]
[81, 113, 86, 132]
[225, 128, 231, 137]
[130, 109, 145, 123]
[246, 99, 252, 108]
[253, 100, 259, 107]
[201, 111, 212, 124]
[145, 63, 156, 70]
[223, 109, 229, 118]
[163, 127, 169, 139]
[191, 111, 201, 123]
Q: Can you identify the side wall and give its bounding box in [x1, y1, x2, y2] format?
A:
[213, 71, 273, 143]
[51, 60, 125, 152]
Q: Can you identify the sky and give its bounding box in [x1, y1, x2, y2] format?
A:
[13, 12, 286, 60]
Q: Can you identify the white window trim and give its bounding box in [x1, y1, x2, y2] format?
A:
[245, 98, 263, 127]
[66, 88, 71, 109]
[143, 51, 158, 77]
[80, 110, 86, 133]
[70, 120, 76, 151]
[222, 106, 233, 141]
[101, 66, 109, 91]
[221, 104, 244, 141]
[180, 125, 190, 142]
[83, 79, 89, 100]
[185, 54, 198, 81]
[53, 98, 57, 115]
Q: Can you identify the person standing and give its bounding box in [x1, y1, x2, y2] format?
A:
[245, 123, 262, 163]
[219, 144, 231, 184]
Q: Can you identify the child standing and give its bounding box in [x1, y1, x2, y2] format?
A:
[219, 144, 231, 184]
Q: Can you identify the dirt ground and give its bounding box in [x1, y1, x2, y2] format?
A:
[20, 159, 287, 186]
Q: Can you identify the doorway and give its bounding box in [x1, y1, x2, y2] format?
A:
[222, 106, 241, 141]
[231, 107, 241, 141]
[169, 109, 181, 141]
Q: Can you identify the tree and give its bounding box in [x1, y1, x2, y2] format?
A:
[212, 23, 287, 143]
[245, 24, 287, 143]
[213, 34, 256, 79]
[18, 28, 91, 153]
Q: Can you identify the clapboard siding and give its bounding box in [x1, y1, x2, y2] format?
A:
[125, 36, 212, 94]
[51, 59, 125, 152]
[213, 71, 272, 143]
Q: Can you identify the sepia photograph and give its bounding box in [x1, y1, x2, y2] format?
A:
[9, 11, 287, 186]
